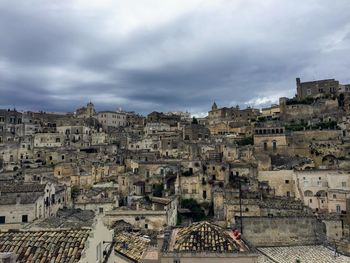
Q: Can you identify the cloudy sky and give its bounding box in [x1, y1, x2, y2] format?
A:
[1, 0, 350, 116]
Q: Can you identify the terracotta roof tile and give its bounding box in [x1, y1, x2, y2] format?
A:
[0, 229, 90, 263]
[114, 232, 150, 262]
[172, 221, 243, 253]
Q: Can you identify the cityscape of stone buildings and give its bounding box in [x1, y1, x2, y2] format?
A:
[2, 77, 350, 262]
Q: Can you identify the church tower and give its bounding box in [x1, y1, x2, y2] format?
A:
[86, 101, 96, 117]
[212, 101, 218, 111]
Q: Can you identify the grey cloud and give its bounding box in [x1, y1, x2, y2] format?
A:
[1, 0, 350, 115]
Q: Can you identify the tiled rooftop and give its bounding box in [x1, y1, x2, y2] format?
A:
[114, 232, 150, 262]
[0, 229, 90, 263]
[35, 208, 95, 229]
[169, 221, 248, 253]
[149, 196, 173, 205]
[0, 184, 46, 193]
[110, 220, 132, 232]
[225, 198, 306, 210]
[258, 245, 350, 263]
[0, 193, 42, 205]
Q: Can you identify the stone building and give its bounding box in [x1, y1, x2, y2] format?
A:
[296, 77, 339, 100]
[97, 111, 127, 129]
[295, 169, 350, 214]
[33, 133, 65, 148]
[279, 96, 340, 122]
[258, 170, 296, 198]
[179, 173, 213, 203]
[0, 109, 22, 144]
[146, 112, 181, 127]
[183, 123, 210, 141]
[0, 183, 69, 226]
[253, 124, 288, 154]
[208, 103, 259, 125]
[103, 196, 178, 230]
[75, 101, 96, 118]
[261, 104, 280, 120]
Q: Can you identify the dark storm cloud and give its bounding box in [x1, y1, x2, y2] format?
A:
[1, 0, 350, 115]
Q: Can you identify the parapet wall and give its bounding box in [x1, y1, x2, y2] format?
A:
[238, 216, 326, 247]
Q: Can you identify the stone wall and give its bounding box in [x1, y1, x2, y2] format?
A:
[238, 216, 326, 246]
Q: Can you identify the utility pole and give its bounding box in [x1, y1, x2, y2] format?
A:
[238, 177, 243, 234]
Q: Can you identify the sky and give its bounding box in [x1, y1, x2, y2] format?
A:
[0, 0, 350, 116]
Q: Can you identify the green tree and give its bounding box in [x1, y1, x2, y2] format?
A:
[71, 185, 80, 202]
[181, 199, 205, 221]
[153, 183, 164, 197]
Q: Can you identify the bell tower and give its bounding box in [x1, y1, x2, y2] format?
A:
[212, 101, 218, 111]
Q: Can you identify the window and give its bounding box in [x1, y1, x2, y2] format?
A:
[336, 205, 341, 213]
[99, 207, 104, 214]
[145, 223, 148, 229]
[272, 141, 277, 151]
[22, 215, 28, 223]
[309, 199, 312, 203]
[333, 194, 337, 199]
[342, 182, 347, 187]
[203, 190, 207, 199]
[0, 216, 5, 224]
[264, 142, 267, 151]
[285, 180, 289, 184]
[307, 89, 311, 95]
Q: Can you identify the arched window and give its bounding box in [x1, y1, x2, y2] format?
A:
[304, 190, 313, 197]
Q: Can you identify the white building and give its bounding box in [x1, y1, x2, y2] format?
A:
[97, 111, 127, 129]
